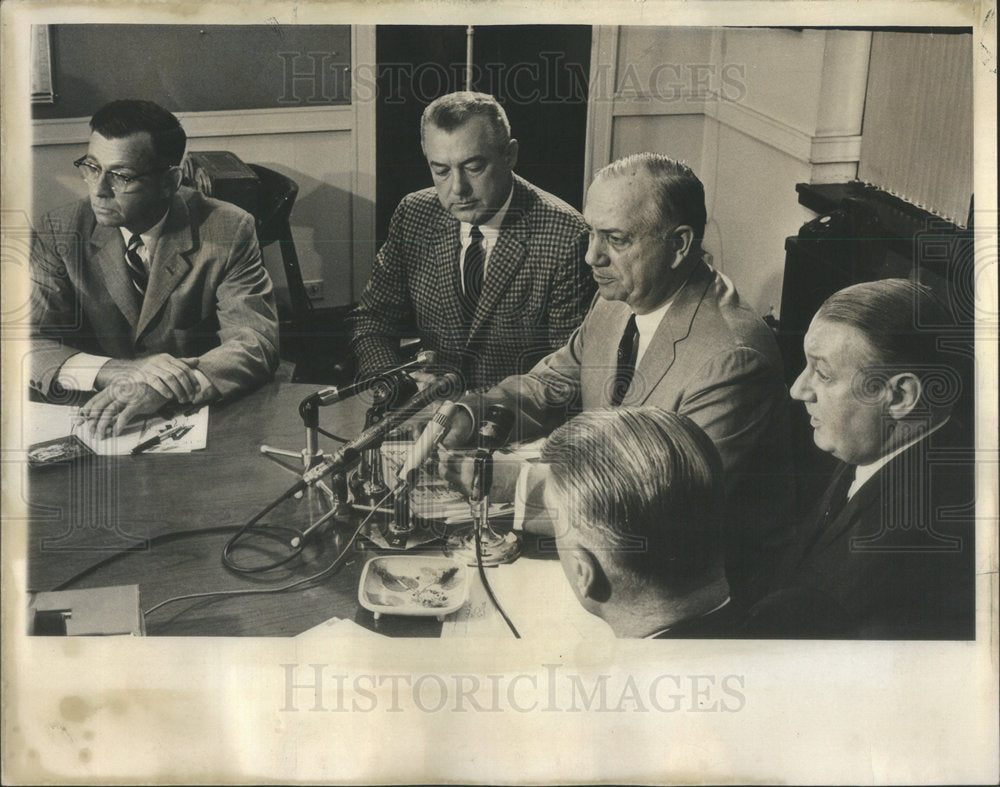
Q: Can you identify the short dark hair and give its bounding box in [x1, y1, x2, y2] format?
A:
[89, 100, 186, 166]
[541, 407, 725, 595]
[593, 152, 707, 241]
[815, 278, 953, 374]
[420, 92, 511, 153]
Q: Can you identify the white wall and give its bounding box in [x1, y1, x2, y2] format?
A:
[586, 26, 871, 318]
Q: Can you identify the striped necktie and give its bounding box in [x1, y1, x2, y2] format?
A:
[125, 234, 148, 297]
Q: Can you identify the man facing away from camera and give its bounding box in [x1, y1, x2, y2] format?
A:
[540, 407, 741, 638]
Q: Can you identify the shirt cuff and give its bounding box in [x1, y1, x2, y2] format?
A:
[57, 352, 111, 392]
[512, 462, 531, 532]
[451, 400, 478, 445]
[191, 369, 218, 404]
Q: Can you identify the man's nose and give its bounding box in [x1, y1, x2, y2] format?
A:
[452, 171, 472, 198]
[789, 368, 812, 401]
[92, 172, 115, 198]
[584, 235, 605, 267]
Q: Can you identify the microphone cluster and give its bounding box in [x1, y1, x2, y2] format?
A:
[299, 371, 461, 489]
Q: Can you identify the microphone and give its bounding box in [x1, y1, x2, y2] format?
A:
[397, 400, 458, 483]
[312, 351, 436, 405]
[470, 404, 516, 503]
[477, 404, 516, 451]
[301, 372, 462, 487]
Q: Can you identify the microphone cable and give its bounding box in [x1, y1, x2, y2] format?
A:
[143, 488, 391, 619]
[474, 516, 520, 639]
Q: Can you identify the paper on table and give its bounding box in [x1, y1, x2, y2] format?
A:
[295, 616, 387, 639]
[24, 401, 209, 455]
[441, 556, 615, 640]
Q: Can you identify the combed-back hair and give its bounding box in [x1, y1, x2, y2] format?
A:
[420, 92, 511, 153]
[541, 407, 725, 595]
[593, 152, 707, 241]
[89, 100, 186, 166]
[815, 278, 953, 372]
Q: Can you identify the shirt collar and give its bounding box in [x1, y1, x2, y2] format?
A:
[633, 297, 673, 338]
[643, 597, 731, 638]
[119, 207, 170, 255]
[460, 185, 514, 243]
[849, 416, 950, 499]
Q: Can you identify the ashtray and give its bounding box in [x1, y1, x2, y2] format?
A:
[358, 556, 469, 621]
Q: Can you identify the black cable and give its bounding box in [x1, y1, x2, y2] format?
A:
[48, 524, 260, 592]
[474, 512, 520, 639]
[144, 493, 384, 617]
[220, 480, 311, 573]
[315, 426, 348, 443]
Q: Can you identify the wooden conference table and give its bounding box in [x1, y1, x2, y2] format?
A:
[25, 382, 547, 637]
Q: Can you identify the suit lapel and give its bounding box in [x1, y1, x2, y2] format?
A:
[467, 179, 530, 340]
[625, 259, 713, 405]
[468, 210, 527, 338]
[136, 193, 193, 338]
[812, 467, 880, 555]
[90, 224, 141, 328]
[428, 212, 465, 347]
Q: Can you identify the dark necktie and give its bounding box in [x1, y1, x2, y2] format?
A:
[801, 464, 855, 554]
[125, 234, 148, 297]
[611, 314, 639, 406]
[462, 226, 485, 311]
[823, 465, 855, 523]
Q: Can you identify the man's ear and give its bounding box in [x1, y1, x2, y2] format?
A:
[570, 545, 609, 603]
[668, 225, 695, 269]
[503, 138, 519, 170]
[162, 165, 183, 197]
[568, 545, 595, 598]
[886, 372, 922, 420]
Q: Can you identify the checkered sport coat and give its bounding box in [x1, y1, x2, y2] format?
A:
[349, 174, 594, 390]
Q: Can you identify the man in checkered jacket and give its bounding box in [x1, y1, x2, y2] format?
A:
[349, 92, 594, 390]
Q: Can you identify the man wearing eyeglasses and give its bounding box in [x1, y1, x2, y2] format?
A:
[443, 153, 793, 605]
[29, 99, 279, 436]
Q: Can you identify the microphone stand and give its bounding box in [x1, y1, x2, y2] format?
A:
[359, 477, 439, 551]
[260, 351, 436, 473]
[257, 354, 437, 530]
[348, 374, 417, 512]
[357, 395, 455, 552]
[447, 407, 522, 566]
[250, 371, 459, 553]
[257, 391, 347, 526]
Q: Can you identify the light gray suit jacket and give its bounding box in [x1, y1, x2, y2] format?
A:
[471, 258, 794, 601]
[29, 187, 280, 399]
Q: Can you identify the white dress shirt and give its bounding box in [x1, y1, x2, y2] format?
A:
[458, 186, 514, 293]
[847, 417, 950, 499]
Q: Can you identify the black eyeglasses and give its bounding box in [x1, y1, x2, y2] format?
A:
[73, 156, 169, 194]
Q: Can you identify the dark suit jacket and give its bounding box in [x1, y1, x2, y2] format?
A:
[651, 601, 747, 638]
[349, 174, 594, 389]
[29, 187, 280, 399]
[473, 259, 795, 603]
[767, 419, 976, 639]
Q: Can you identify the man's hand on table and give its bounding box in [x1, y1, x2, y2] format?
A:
[82, 354, 206, 437]
[95, 354, 202, 403]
